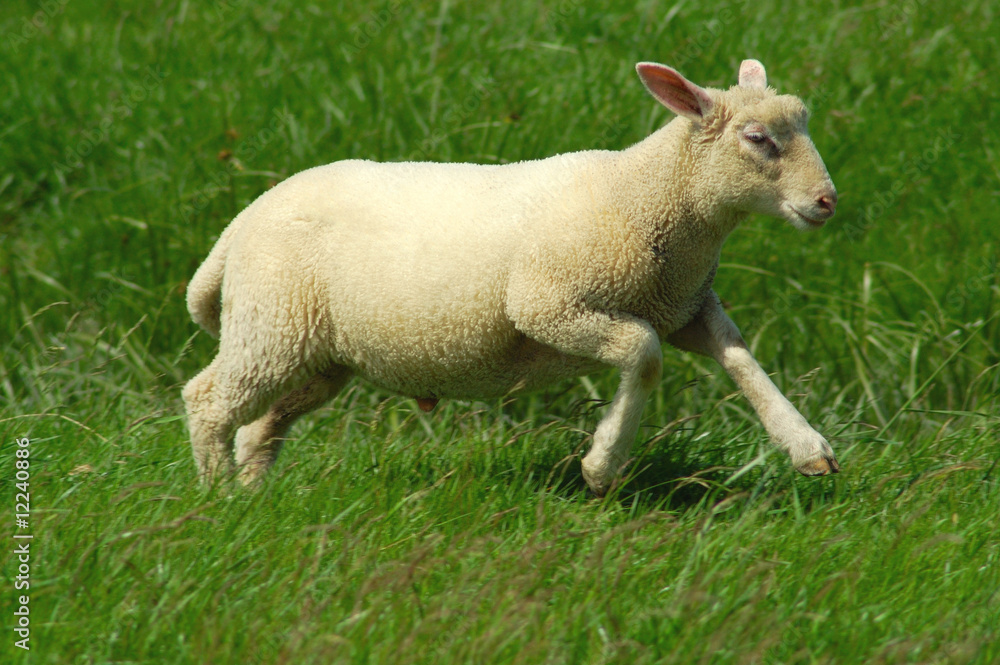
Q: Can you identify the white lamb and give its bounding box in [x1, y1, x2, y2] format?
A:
[183, 59, 840, 495]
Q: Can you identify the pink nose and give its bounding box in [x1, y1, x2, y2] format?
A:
[817, 192, 838, 216]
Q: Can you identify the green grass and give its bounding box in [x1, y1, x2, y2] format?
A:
[2, 0, 999, 663]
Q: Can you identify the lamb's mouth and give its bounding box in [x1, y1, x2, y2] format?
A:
[791, 208, 826, 227]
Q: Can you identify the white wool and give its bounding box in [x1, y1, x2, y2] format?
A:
[183, 59, 840, 494]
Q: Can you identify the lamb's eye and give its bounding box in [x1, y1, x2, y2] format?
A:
[745, 131, 768, 144]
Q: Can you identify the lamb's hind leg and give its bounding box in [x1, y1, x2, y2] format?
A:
[183, 353, 299, 486]
[235, 366, 353, 485]
[183, 359, 235, 483]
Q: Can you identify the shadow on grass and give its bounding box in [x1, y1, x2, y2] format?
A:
[269, 392, 841, 519]
[524, 435, 735, 513]
[524, 420, 845, 518]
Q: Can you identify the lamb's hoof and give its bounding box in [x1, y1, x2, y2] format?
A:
[796, 456, 840, 476]
[586, 481, 613, 498]
[581, 468, 613, 498]
[237, 468, 267, 488]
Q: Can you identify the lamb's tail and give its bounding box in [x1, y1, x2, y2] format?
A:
[186, 222, 238, 339]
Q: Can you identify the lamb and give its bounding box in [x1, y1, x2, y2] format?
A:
[182, 58, 840, 495]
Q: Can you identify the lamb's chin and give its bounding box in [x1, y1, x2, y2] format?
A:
[783, 205, 826, 231]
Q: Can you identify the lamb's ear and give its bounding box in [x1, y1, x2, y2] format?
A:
[738, 59, 767, 89]
[635, 62, 713, 121]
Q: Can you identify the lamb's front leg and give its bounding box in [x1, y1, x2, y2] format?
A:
[578, 316, 663, 496]
[509, 302, 662, 496]
[668, 292, 839, 475]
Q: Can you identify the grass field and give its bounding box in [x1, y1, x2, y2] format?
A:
[2, 0, 998, 663]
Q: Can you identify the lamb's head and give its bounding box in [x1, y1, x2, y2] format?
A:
[636, 59, 837, 230]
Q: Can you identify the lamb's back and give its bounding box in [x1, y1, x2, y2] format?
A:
[222, 155, 609, 397]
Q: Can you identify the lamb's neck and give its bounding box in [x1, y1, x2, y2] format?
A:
[609, 120, 746, 246]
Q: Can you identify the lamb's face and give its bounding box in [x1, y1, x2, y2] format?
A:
[723, 94, 838, 230]
[635, 60, 837, 230]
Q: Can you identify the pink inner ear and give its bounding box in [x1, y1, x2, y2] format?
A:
[636, 63, 712, 120]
